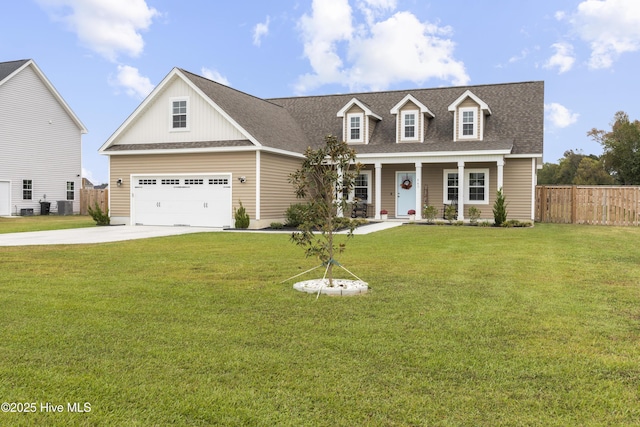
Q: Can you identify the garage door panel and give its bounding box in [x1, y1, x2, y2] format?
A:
[132, 175, 232, 227]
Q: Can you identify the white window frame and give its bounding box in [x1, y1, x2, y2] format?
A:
[170, 97, 189, 131]
[66, 181, 75, 201]
[459, 107, 477, 139]
[401, 110, 419, 142]
[443, 168, 489, 204]
[350, 170, 372, 203]
[347, 112, 364, 143]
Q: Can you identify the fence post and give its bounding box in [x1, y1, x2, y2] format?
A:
[539, 186, 547, 223]
[571, 186, 577, 224]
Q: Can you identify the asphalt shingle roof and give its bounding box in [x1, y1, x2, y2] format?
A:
[0, 59, 29, 83]
[106, 67, 543, 157]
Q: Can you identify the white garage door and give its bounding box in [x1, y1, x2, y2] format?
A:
[0, 181, 10, 216]
[132, 174, 232, 227]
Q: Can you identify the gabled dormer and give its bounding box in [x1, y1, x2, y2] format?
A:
[337, 98, 382, 144]
[390, 94, 435, 143]
[448, 90, 491, 142]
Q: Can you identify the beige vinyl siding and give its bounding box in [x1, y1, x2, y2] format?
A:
[503, 158, 534, 220]
[259, 152, 303, 219]
[116, 76, 246, 145]
[109, 152, 256, 218]
[0, 64, 82, 214]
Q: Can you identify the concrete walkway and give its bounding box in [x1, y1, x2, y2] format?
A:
[0, 221, 404, 247]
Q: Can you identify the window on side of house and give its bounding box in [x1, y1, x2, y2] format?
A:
[401, 110, 418, 141]
[66, 181, 75, 200]
[23, 180, 32, 200]
[347, 113, 364, 143]
[171, 98, 188, 130]
[459, 107, 477, 139]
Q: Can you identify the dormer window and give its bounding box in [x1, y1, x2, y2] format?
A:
[460, 107, 477, 139]
[348, 113, 363, 142]
[402, 111, 418, 140]
[337, 98, 381, 144]
[390, 94, 434, 143]
[448, 90, 491, 142]
[171, 97, 189, 131]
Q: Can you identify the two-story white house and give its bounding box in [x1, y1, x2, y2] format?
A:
[0, 59, 87, 216]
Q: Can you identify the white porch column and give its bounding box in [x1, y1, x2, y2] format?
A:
[415, 162, 422, 220]
[457, 161, 465, 221]
[374, 162, 382, 220]
[497, 158, 504, 192]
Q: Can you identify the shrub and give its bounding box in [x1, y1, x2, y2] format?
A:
[502, 219, 533, 228]
[270, 222, 284, 229]
[468, 206, 481, 225]
[284, 203, 307, 228]
[87, 202, 110, 226]
[444, 204, 457, 224]
[423, 205, 437, 223]
[493, 188, 508, 226]
[234, 201, 250, 229]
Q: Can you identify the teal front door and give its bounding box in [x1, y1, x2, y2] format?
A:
[396, 172, 416, 217]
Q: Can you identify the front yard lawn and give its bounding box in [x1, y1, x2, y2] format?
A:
[1, 224, 639, 426]
[0, 215, 95, 234]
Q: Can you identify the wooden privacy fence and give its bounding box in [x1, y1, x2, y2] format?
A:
[536, 186, 640, 226]
[80, 189, 108, 215]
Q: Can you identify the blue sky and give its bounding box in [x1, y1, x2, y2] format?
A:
[3, 0, 640, 184]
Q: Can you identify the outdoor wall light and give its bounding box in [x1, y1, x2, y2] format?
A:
[116, 178, 123, 187]
[238, 176, 246, 183]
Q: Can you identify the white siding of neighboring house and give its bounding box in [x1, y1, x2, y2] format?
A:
[0, 64, 83, 215]
[114, 75, 247, 145]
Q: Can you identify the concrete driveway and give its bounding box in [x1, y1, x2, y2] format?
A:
[0, 221, 404, 247]
[0, 225, 221, 246]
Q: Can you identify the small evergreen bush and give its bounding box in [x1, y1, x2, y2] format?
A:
[423, 205, 437, 223]
[270, 222, 284, 229]
[87, 202, 110, 226]
[493, 188, 508, 226]
[284, 203, 307, 228]
[468, 206, 481, 225]
[234, 201, 250, 229]
[444, 204, 457, 224]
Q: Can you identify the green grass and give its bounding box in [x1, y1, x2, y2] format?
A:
[1, 224, 639, 426]
[0, 215, 95, 234]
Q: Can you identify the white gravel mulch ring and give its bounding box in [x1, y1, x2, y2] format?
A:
[293, 278, 369, 296]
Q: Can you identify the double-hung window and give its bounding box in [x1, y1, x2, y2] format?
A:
[459, 107, 477, 139]
[443, 169, 489, 204]
[401, 111, 418, 141]
[347, 113, 364, 143]
[23, 180, 32, 200]
[66, 181, 75, 200]
[353, 171, 371, 203]
[171, 98, 188, 130]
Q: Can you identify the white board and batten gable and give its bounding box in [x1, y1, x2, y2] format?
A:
[0, 59, 86, 215]
[101, 68, 255, 151]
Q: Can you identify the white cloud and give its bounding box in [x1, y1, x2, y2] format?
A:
[37, 0, 159, 62]
[571, 0, 640, 69]
[544, 42, 576, 73]
[253, 15, 270, 46]
[295, 0, 468, 94]
[201, 67, 231, 86]
[111, 65, 154, 98]
[545, 103, 579, 128]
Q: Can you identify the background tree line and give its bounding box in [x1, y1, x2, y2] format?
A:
[539, 111, 640, 185]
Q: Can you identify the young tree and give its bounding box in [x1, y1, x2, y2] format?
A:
[588, 111, 640, 184]
[493, 188, 507, 226]
[288, 135, 362, 285]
